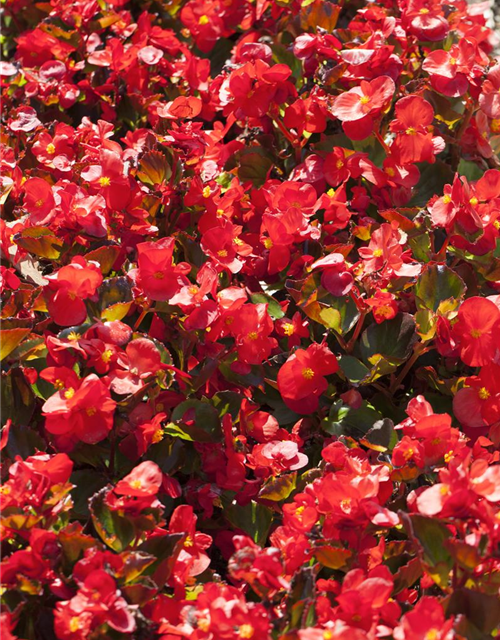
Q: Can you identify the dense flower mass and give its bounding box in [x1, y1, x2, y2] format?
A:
[2, 0, 500, 637]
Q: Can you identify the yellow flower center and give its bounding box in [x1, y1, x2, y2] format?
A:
[69, 617, 82, 633]
[217, 249, 228, 258]
[189, 286, 199, 295]
[184, 535, 194, 547]
[233, 237, 243, 246]
[263, 238, 273, 249]
[469, 197, 478, 206]
[283, 323, 294, 336]
[336, 160, 344, 169]
[341, 498, 351, 511]
[302, 367, 315, 379]
[385, 167, 395, 177]
[202, 186, 211, 197]
[130, 479, 142, 489]
[420, 7, 430, 13]
[247, 331, 258, 341]
[36, 199, 44, 208]
[405, 127, 416, 135]
[154, 271, 164, 279]
[403, 448, 414, 460]
[373, 248, 383, 257]
[443, 194, 452, 204]
[64, 387, 75, 399]
[86, 407, 96, 416]
[491, 119, 500, 134]
[101, 349, 113, 363]
[449, 57, 457, 66]
[239, 625, 254, 639]
[359, 95, 370, 105]
[198, 14, 209, 25]
[67, 331, 81, 341]
[152, 429, 164, 444]
[478, 387, 490, 400]
[470, 329, 482, 338]
[426, 629, 439, 640]
[46, 143, 56, 154]
[376, 305, 394, 318]
[0, 485, 11, 495]
[198, 618, 210, 632]
[99, 176, 111, 187]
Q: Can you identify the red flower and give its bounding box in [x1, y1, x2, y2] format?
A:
[402, 1, 449, 41]
[42, 374, 116, 445]
[452, 297, 500, 366]
[232, 303, 276, 365]
[278, 343, 338, 413]
[453, 363, 500, 427]
[389, 96, 436, 164]
[134, 237, 190, 301]
[366, 290, 398, 323]
[114, 460, 163, 497]
[54, 570, 136, 639]
[23, 177, 56, 225]
[393, 596, 454, 640]
[479, 64, 500, 118]
[80, 148, 131, 211]
[44, 257, 103, 327]
[331, 76, 395, 140]
[109, 337, 163, 395]
[310, 253, 354, 297]
[422, 38, 487, 98]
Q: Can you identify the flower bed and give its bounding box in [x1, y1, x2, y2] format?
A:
[2, 0, 500, 638]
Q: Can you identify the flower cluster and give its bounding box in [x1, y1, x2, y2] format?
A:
[2, 0, 500, 637]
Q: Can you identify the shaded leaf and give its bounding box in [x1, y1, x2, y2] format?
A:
[359, 313, 417, 365]
[89, 487, 135, 552]
[259, 473, 296, 501]
[226, 501, 273, 546]
[415, 264, 466, 313]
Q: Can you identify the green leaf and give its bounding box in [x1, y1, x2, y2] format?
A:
[226, 501, 273, 546]
[338, 355, 370, 384]
[70, 471, 108, 519]
[14, 227, 64, 260]
[359, 313, 417, 365]
[0, 320, 33, 361]
[401, 513, 453, 589]
[415, 264, 466, 313]
[138, 533, 184, 588]
[89, 487, 135, 552]
[171, 399, 222, 442]
[84, 245, 121, 275]
[237, 150, 273, 187]
[250, 292, 285, 319]
[212, 391, 243, 419]
[408, 160, 454, 208]
[447, 589, 500, 637]
[259, 473, 297, 501]
[457, 159, 483, 182]
[1, 368, 36, 427]
[137, 150, 172, 187]
[323, 400, 383, 440]
[360, 418, 395, 452]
